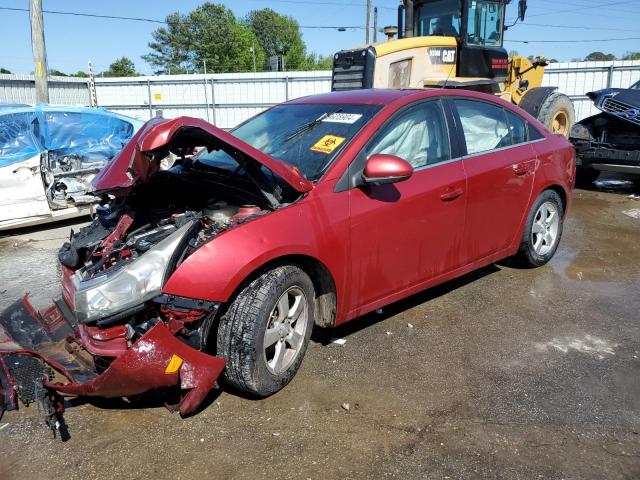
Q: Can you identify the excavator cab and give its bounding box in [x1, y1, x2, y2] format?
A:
[332, 0, 575, 137]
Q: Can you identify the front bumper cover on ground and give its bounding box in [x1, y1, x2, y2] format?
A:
[0, 296, 226, 420]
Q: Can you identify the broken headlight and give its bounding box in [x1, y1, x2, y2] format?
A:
[73, 221, 194, 324]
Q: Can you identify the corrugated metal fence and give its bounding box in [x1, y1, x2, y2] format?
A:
[1, 60, 639, 128]
[0, 73, 90, 105]
[94, 71, 332, 129]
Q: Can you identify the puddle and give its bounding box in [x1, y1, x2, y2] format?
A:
[594, 178, 637, 193]
[551, 191, 640, 284]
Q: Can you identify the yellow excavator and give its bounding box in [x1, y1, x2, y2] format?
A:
[332, 0, 574, 137]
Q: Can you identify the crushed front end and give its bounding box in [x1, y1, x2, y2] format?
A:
[0, 116, 310, 434]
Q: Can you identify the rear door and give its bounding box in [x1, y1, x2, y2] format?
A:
[346, 100, 467, 311]
[449, 99, 537, 261]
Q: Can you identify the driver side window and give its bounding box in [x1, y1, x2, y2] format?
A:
[367, 101, 450, 169]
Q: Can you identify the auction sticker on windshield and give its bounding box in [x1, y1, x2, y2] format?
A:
[321, 113, 363, 124]
[311, 135, 346, 154]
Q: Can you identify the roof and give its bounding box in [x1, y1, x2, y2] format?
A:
[287, 89, 425, 106]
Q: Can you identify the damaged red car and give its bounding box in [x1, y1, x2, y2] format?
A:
[0, 89, 575, 435]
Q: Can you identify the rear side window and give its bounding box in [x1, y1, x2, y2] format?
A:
[453, 99, 511, 154]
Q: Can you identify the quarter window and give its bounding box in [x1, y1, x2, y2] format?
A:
[454, 99, 511, 154]
[367, 101, 450, 168]
[505, 109, 527, 145]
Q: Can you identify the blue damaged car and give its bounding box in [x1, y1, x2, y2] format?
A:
[0, 105, 143, 230]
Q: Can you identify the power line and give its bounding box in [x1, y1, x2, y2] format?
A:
[246, 0, 397, 10]
[515, 22, 640, 34]
[527, 0, 636, 18]
[507, 37, 640, 44]
[0, 6, 366, 29]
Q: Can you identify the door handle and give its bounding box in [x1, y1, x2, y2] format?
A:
[440, 186, 464, 201]
[12, 166, 39, 174]
[512, 163, 529, 176]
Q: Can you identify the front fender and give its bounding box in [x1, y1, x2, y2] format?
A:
[162, 196, 349, 308]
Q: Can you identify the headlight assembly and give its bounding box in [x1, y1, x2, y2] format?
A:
[73, 221, 194, 324]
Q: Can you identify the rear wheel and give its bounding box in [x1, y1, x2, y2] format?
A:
[217, 265, 315, 396]
[514, 190, 564, 267]
[536, 92, 575, 138]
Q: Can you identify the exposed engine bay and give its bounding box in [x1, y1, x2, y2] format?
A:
[59, 169, 270, 331]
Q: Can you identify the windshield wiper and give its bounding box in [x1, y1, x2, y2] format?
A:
[283, 108, 343, 144]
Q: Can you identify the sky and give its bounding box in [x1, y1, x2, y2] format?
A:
[0, 0, 639, 75]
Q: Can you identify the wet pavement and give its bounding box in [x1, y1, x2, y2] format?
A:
[1, 176, 639, 480]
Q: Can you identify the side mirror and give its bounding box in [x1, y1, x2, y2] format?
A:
[518, 0, 527, 21]
[362, 154, 413, 185]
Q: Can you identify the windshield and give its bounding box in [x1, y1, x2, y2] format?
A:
[415, 0, 462, 37]
[631, 81, 640, 90]
[466, 1, 504, 47]
[197, 103, 380, 182]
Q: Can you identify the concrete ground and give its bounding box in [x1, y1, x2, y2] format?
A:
[1, 176, 639, 480]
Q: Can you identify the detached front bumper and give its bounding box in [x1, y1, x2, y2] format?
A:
[0, 296, 226, 418]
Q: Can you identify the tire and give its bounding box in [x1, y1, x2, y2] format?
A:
[514, 190, 564, 268]
[575, 166, 600, 188]
[536, 92, 575, 138]
[217, 265, 315, 396]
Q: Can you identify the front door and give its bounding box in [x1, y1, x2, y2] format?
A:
[347, 100, 467, 312]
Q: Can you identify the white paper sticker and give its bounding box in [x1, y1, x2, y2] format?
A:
[322, 113, 363, 124]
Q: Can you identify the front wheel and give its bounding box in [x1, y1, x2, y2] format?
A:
[216, 265, 315, 396]
[514, 190, 565, 267]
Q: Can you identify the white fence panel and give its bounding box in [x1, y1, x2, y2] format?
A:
[2, 61, 639, 128]
[0, 74, 89, 105]
[94, 71, 332, 129]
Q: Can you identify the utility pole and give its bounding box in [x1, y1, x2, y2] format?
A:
[373, 7, 378, 43]
[87, 61, 98, 107]
[365, 0, 371, 44]
[203, 59, 207, 75]
[250, 44, 256, 72]
[29, 0, 49, 103]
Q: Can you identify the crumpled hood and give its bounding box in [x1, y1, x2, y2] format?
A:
[92, 116, 313, 193]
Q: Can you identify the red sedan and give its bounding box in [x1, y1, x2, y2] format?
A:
[0, 89, 574, 432]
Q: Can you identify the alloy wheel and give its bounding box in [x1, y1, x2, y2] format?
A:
[531, 201, 560, 256]
[263, 286, 309, 374]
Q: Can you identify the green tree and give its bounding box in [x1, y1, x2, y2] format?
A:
[74, 71, 89, 78]
[245, 8, 306, 70]
[0, 67, 11, 74]
[103, 57, 138, 77]
[584, 52, 617, 61]
[622, 51, 640, 60]
[300, 52, 333, 70]
[49, 69, 68, 76]
[143, 3, 265, 74]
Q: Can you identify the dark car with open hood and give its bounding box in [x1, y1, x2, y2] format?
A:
[0, 88, 575, 438]
[570, 81, 640, 185]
